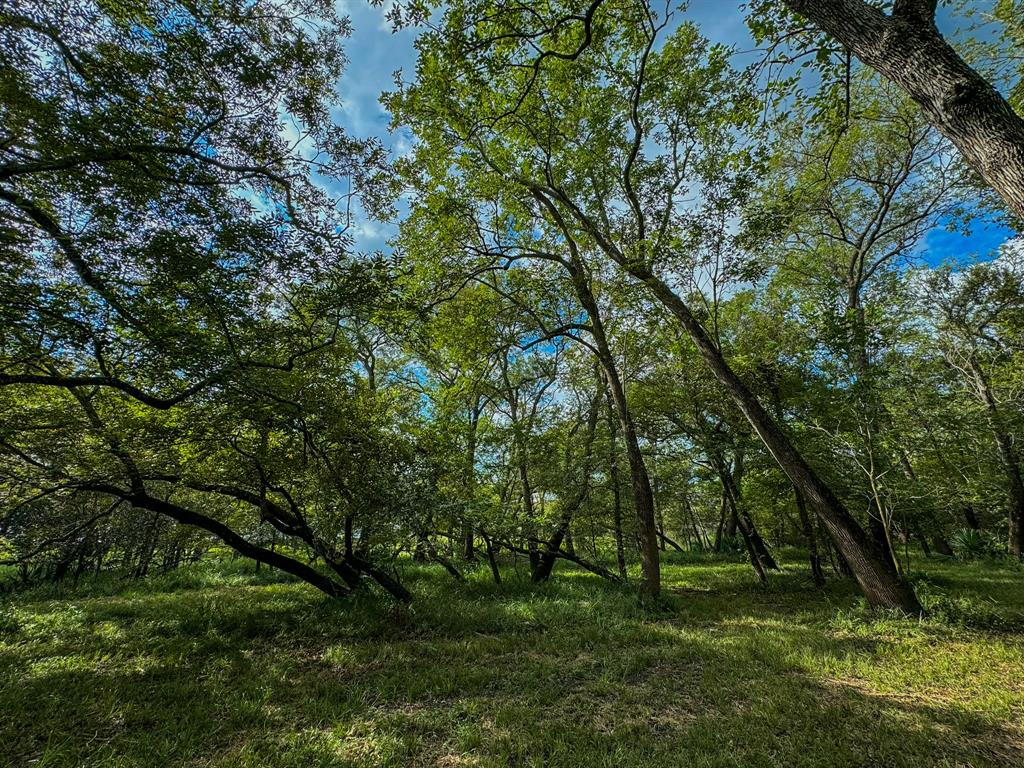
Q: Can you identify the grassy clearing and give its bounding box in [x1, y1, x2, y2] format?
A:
[2, 553, 1023, 767]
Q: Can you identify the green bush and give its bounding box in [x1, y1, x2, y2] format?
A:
[948, 528, 1006, 561]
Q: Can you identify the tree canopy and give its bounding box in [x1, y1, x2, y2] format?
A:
[2, 0, 1023, 617]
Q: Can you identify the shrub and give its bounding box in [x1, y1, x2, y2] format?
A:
[948, 528, 1006, 561]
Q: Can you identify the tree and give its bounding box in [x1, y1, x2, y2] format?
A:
[756, 0, 1024, 220]
[387, 0, 921, 611]
[0, 0, 412, 599]
[924, 246, 1024, 556]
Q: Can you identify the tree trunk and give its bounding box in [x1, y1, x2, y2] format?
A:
[606, 390, 629, 579]
[462, 400, 482, 560]
[93, 486, 355, 598]
[481, 529, 502, 584]
[725, 494, 738, 540]
[534, 391, 600, 582]
[572, 270, 659, 595]
[714, 490, 727, 551]
[795, 488, 826, 587]
[963, 504, 980, 531]
[716, 451, 778, 573]
[969, 353, 1024, 557]
[783, 0, 1024, 219]
[933, 532, 954, 557]
[630, 267, 921, 611]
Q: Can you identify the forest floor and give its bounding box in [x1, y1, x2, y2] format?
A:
[1, 551, 1023, 767]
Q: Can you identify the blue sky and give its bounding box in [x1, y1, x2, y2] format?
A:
[331, 1, 1018, 261]
[330, 1, 761, 252]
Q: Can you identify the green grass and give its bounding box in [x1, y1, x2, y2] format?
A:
[2, 553, 1023, 767]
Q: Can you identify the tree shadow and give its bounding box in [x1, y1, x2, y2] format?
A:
[2, 563, 1023, 767]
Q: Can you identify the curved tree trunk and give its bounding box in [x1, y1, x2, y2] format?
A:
[86, 484, 353, 599]
[568, 266, 660, 595]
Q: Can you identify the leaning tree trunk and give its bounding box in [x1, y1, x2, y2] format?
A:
[88, 485, 354, 598]
[480, 530, 502, 584]
[715, 450, 778, 574]
[534, 391, 600, 582]
[783, 0, 1024, 220]
[630, 266, 921, 612]
[717, 467, 768, 583]
[729, 450, 778, 571]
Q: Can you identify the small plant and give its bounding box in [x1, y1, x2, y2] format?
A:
[948, 528, 1006, 561]
[0, 607, 19, 637]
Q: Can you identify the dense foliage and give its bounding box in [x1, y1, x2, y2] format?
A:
[1, 0, 1022, 619]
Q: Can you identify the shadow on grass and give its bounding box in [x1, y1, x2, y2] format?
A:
[2, 558, 1023, 767]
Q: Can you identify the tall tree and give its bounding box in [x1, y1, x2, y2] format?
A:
[388, 0, 921, 610]
[757, 0, 1024, 219]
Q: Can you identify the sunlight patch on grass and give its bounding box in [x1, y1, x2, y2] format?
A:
[2, 555, 1023, 767]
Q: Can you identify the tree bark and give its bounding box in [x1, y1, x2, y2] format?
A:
[783, 0, 1024, 219]
[630, 266, 921, 611]
[87, 484, 353, 598]
[714, 450, 778, 574]
[570, 268, 660, 595]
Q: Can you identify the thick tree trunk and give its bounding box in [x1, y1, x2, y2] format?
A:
[631, 267, 921, 611]
[784, 0, 1024, 219]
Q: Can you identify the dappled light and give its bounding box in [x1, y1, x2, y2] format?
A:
[2, 1, 1024, 765]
